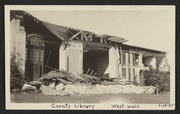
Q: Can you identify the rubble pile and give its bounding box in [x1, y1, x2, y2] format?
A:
[14, 70, 156, 95]
[39, 70, 101, 85]
[63, 84, 156, 95]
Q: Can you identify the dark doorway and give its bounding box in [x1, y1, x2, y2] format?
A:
[26, 35, 44, 81]
[83, 49, 109, 76]
[43, 42, 60, 73]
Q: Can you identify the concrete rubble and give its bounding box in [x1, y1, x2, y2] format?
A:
[40, 85, 68, 96]
[39, 83, 156, 95]
[17, 70, 156, 95]
[63, 84, 156, 95]
[21, 83, 36, 92]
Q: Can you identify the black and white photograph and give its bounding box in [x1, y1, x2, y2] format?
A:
[5, 5, 175, 110]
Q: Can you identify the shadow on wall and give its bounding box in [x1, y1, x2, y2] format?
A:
[143, 56, 155, 67]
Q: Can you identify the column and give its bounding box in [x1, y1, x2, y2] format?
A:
[109, 46, 119, 78]
[10, 18, 26, 76]
[125, 53, 129, 80]
[130, 52, 134, 81]
[59, 44, 67, 71]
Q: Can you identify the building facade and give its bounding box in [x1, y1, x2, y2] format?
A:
[10, 10, 166, 85]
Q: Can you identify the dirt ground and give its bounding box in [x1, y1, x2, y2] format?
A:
[11, 92, 170, 104]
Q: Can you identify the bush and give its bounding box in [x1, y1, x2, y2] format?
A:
[10, 52, 25, 91]
[143, 69, 170, 92]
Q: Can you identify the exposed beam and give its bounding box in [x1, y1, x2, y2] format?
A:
[100, 36, 108, 44]
[69, 30, 82, 40]
[82, 32, 89, 41]
[79, 40, 112, 49]
[87, 33, 93, 41]
[81, 32, 84, 40]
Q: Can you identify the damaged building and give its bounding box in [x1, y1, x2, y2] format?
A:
[10, 10, 166, 85]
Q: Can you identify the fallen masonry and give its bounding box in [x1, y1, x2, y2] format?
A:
[13, 70, 156, 95]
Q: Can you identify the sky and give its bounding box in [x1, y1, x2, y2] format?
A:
[25, 6, 175, 55]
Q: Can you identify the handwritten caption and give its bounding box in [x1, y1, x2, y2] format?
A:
[51, 103, 95, 110]
[158, 104, 175, 108]
[111, 104, 140, 109]
[50, 103, 175, 110]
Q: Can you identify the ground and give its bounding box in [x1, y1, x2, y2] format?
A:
[11, 92, 170, 104]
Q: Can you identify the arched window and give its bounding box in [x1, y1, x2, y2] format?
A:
[26, 34, 44, 81]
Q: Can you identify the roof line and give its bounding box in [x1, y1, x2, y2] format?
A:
[24, 10, 126, 41]
[121, 44, 166, 53]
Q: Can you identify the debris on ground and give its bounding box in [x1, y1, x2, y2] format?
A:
[15, 69, 156, 95]
[55, 83, 65, 91]
[39, 70, 101, 85]
[40, 85, 69, 96]
[21, 84, 36, 92]
[63, 84, 156, 95]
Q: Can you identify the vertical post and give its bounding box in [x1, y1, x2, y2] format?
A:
[119, 45, 123, 78]
[125, 53, 129, 80]
[109, 46, 119, 78]
[130, 52, 134, 82]
[59, 44, 67, 71]
[139, 54, 143, 67]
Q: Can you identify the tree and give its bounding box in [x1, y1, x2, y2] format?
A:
[10, 51, 25, 91]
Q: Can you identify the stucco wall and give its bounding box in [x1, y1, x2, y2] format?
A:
[59, 41, 83, 74]
[10, 18, 26, 76]
[108, 45, 119, 78]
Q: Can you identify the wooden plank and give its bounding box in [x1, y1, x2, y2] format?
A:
[44, 50, 51, 72]
[93, 72, 97, 76]
[90, 70, 94, 75]
[79, 40, 112, 49]
[87, 33, 93, 41]
[69, 30, 82, 40]
[57, 78, 71, 85]
[100, 36, 108, 44]
[100, 37, 103, 43]
[86, 68, 91, 74]
[82, 32, 89, 41]
[81, 32, 84, 40]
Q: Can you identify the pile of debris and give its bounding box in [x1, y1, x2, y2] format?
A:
[63, 84, 156, 94]
[39, 70, 101, 85]
[13, 70, 156, 95]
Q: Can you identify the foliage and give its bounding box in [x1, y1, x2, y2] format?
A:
[158, 57, 170, 72]
[156, 57, 163, 69]
[10, 52, 25, 91]
[143, 69, 170, 92]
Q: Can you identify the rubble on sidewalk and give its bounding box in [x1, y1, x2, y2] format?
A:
[40, 85, 68, 96]
[21, 69, 156, 95]
[55, 83, 65, 91]
[21, 83, 36, 92]
[63, 84, 156, 95]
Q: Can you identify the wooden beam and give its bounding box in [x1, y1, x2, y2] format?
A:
[81, 32, 84, 40]
[69, 30, 82, 40]
[87, 33, 93, 41]
[86, 68, 91, 74]
[79, 40, 112, 49]
[103, 35, 108, 44]
[82, 32, 89, 41]
[100, 37, 103, 43]
[90, 70, 94, 75]
[100, 35, 108, 44]
[68, 30, 74, 36]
